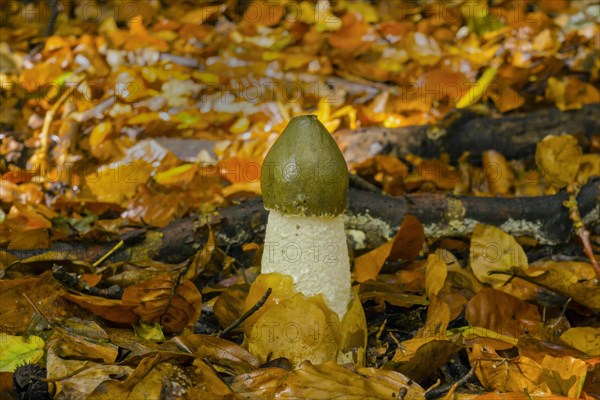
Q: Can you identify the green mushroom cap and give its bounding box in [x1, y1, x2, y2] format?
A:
[260, 115, 349, 217]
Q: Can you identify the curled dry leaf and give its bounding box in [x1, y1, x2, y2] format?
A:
[46, 346, 134, 400]
[122, 274, 202, 333]
[470, 224, 528, 287]
[535, 134, 582, 188]
[354, 215, 424, 283]
[171, 333, 259, 371]
[63, 292, 140, 325]
[229, 361, 424, 399]
[87, 356, 175, 400]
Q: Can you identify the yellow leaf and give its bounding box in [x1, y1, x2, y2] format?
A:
[340, 0, 379, 22]
[425, 254, 447, 298]
[134, 322, 165, 342]
[89, 121, 113, 147]
[535, 134, 582, 188]
[154, 163, 196, 186]
[456, 67, 498, 108]
[560, 327, 600, 356]
[470, 224, 528, 287]
[0, 334, 45, 372]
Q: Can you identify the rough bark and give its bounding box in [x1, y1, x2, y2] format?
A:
[336, 103, 600, 165]
[5, 177, 599, 266]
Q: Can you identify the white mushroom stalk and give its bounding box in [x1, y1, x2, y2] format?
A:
[260, 115, 352, 319]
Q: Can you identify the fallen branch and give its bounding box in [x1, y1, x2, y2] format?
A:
[4, 177, 598, 267]
[336, 103, 600, 165]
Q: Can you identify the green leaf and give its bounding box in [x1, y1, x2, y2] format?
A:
[0, 333, 45, 372]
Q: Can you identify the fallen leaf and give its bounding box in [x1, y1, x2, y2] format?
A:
[122, 274, 202, 333]
[560, 327, 600, 356]
[535, 134, 582, 188]
[213, 284, 250, 330]
[470, 224, 528, 287]
[394, 339, 462, 383]
[457, 67, 499, 108]
[469, 344, 549, 394]
[540, 354, 588, 398]
[231, 361, 424, 399]
[63, 292, 139, 325]
[0, 334, 44, 372]
[465, 288, 541, 338]
[354, 215, 424, 282]
[170, 333, 259, 371]
[0, 271, 69, 334]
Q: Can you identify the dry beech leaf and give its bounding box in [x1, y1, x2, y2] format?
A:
[394, 339, 462, 383]
[358, 280, 428, 310]
[52, 318, 118, 364]
[419, 295, 450, 339]
[465, 288, 541, 339]
[424, 254, 447, 298]
[87, 356, 169, 400]
[539, 354, 588, 398]
[46, 346, 134, 399]
[230, 361, 424, 399]
[469, 344, 549, 394]
[327, 12, 375, 53]
[535, 134, 582, 188]
[560, 327, 600, 356]
[171, 333, 259, 371]
[354, 215, 424, 282]
[419, 254, 450, 338]
[213, 284, 250, 330]
[1, 271, 70, 334]
[122, 274, 202, 333]
[63, 292, 139, 325]
[187, 358, 240, 399]
[389, 215, 425, 262]
[228, 367, 287, 399]
[482, 150, 515, 195]
[470, 224, 528, 287]
[522, 264, 600, 312]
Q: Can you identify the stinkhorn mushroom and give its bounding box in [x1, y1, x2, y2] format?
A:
[260, 115, 351, 319]
[242, 115, 366, 365]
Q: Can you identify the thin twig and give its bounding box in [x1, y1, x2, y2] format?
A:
[22, 293, 50, 323]
[219, 288, 272, 338]
[425, 361, 478, 400]
[93, 240, 124, 268]
[565, 183, 600, 277]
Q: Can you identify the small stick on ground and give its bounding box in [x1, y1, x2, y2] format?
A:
[565, 183, 600, 277]
[219, 288, 272, 338]
[93, 240, 124, 268]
